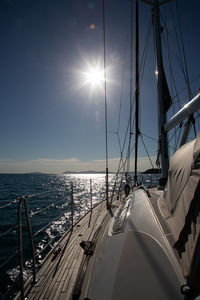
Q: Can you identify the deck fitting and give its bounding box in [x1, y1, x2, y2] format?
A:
[80, 241, 95, 256]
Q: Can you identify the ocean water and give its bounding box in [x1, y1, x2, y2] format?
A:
[0, 173, 159, 298]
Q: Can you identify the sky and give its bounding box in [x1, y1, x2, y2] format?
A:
[0, 0, 200, 174]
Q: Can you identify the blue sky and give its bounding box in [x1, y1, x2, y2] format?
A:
[0, 0, 200, 173]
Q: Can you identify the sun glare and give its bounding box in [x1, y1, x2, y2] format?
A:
[73, 62, 107, 96]
[86, 68, 104, 86]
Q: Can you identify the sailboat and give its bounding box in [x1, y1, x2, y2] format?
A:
[13, 0, 200, 299]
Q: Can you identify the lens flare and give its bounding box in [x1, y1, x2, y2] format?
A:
[90, 24, 95, 30]
[85, 68, 104, 86]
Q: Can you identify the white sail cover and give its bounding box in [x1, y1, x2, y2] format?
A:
[160, 133, 200, 281]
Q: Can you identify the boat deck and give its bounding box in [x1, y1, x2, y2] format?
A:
[15, 187, 185, 300]
[78, 187, 184, 300]
[148, 187, 178, 251]
[15, 195, 119, 300]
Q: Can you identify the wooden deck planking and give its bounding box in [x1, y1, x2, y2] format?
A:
[28, 223, 90, 299]
[21, 197, 118, 300]
[28, 231, 82, 298]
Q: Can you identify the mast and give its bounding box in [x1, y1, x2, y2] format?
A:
[127, 0, 134, 178]
[102, 0, 109, 210]
[134, 0, 139, 185]
[153, 0, 169, 182]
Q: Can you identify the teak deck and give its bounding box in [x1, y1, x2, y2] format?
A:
[16, 196, 119, 300]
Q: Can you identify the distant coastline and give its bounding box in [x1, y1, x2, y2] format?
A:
[63, 170, 106, 174]
[0, 170, 148, 175]
[0, 171, 107, 175]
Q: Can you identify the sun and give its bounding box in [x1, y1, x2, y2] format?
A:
[72, 61, 107, 96]
[85, 67, 104, 87]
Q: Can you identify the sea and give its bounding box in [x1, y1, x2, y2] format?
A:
[0, 173, 160, 299]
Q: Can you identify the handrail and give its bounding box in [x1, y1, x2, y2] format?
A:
[0, 199, 18, 209]
[71, 182, 74, 231]
[88, 179, 93, 228]
[18, 197, 37, 300]
[23, 198, 37, 283]
[0, 223, 19, 239]
[0, 177, 117, 298]
[0, 191, 52, 210]
[18, 198, 24, 300]
[0, 249, 19, 270]
[32, 213, 70, 237]
[30, 197, 66, 216]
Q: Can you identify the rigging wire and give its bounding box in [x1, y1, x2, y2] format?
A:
[107, 6, 130, 185]
[128, 18, 152, 168]
[140, 134, 154, 169]
[172, 74, 200, 101]
[161, 14, 179, 147]
[140, 130, 176, 151]
[113, 14, 152, 182]
[126, 0, 134, 176]
[161, 4, 200, 140]
[112, 0, 198, 180]
[175, 0, 197, 141]
[131, 16, 152, 133]
[117, 29, 129, 156]
[167, 1, 198, 141]
[109, 3, 153, 182]
[168, 126, 180, 149]
[115, 3, 137, 179]
[175, 0, 192, 100]
[139, 18, 152, 84]
[174, 124, 183, 150]
[168, 3, 190, 96]
[161, 4, 193, 147]
[159, 2, 198, 150]
[141, 132, 158, 143]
